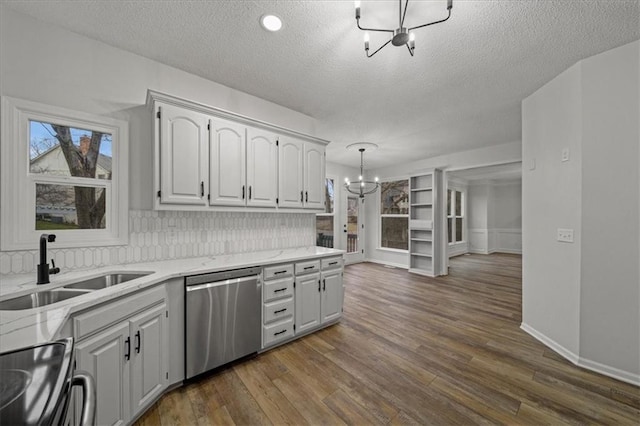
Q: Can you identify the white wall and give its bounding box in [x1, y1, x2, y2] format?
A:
[522, 40, 639, 384]
[0, 8, 321, 275]
[364, 142, 522, 268]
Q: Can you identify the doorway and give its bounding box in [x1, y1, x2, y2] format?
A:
[344, 196, 364, 264]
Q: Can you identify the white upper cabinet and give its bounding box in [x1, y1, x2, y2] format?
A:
[303, 142, 326, 210]
[278, 136, 304, 208]
[157, 102, 208, 206]
[247, 128, 278, 208]
[148, 91, 329, 212]
[278, 136, 326, 210]
[209, 118, 246, 207]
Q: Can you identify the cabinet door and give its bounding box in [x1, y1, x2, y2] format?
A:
[295, 272, 321, 334]
[130, 304, 168, 419]
[278, 136, 304, 208]
[157, 103, 208, 205]
[303, 142, 326, 209]
[321, 269, 343, 324]
[247, 128, 278, 208]
[209, 118, 246, 206]
[75, 322, 131, 426]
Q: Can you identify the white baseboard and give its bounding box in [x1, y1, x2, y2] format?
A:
[520, 322, 580, 364]
[521, 322, 640, 386]
[364, 258, 408, 270]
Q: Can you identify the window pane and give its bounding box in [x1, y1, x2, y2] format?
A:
[448, 218, 453, 243]
[381, 180, 409, 214]
[381, 217, 408, 250]
[36, 183, 106, 230]
[447, 189, 452, 216]
[316, 216, 333, 248]
[323, 178, 334, 214]
[456, 218, 463, 242]
[30, 120, 112, 179]
[455, 191, 462, 216]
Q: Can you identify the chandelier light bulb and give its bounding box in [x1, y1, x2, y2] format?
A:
[361, 182, 365, 187]
[375, 176, 379, 182]
[409, 32, 415, 41]
[359, 175, 363, 181]
[354, 0, 361, 8]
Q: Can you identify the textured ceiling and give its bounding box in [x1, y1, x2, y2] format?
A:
[3, 0, 639, 169]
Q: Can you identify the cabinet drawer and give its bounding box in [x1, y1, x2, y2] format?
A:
[263, 263, 294, 280]
[264, 297, 294, 324]
[295, 259, 320, 275]
[321, 257, 343, 270]
[263, 318, 294, 347]
[263, 277, 294, 302]
[74, 286, 165, 340]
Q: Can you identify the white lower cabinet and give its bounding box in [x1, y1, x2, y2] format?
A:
[73, 288, 168, 425]
[294, 271, 321, 334]
[321, 268, 343, 323]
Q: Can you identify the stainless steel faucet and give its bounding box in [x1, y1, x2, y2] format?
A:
[37, 234, 60, 285]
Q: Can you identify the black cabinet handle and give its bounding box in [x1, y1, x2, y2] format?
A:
[305, 191, 308, 202]
[124, 337, 130, 360]
[300, 191, 304, 202]
[274, 270, 288, 275]
[323, 279, 326, 291]
[329, 261, 338, 265]
[303, 266, 315, 270]
[242, 185, 245, 199]
[135, 331, 141, 354]
[200, 181, 204, 197]
[274, 308, 287, 314]
[249, 186, 252, 200]
[274, 288, 287, 293]
[274, 330, 286, 336]
[318, 280, 321, 292]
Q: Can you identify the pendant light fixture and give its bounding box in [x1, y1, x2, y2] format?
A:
[344, 143, 380, 199]
[355, 0, 453, 57]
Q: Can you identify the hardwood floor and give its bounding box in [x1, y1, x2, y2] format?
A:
[136, 254, 639, 425]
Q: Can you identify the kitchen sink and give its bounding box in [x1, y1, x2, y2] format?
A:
[63, 272, 151, 290]
[0, 289, 91, 311]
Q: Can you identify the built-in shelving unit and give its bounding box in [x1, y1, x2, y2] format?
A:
[408, 170, 443, 277]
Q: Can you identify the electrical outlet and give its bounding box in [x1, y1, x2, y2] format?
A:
[557, 228, 574, 243]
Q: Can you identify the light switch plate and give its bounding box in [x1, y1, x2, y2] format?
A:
[557, 228, 574, 243]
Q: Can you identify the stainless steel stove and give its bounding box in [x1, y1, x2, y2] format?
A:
[0, 338, 95, 425]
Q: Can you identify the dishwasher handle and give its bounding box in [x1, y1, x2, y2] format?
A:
[186, 274, 260, 292]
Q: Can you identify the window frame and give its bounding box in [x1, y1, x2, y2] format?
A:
[447, 188, 465, 245]
[378, 178, 410, 252]
[1, 96, 129, 250]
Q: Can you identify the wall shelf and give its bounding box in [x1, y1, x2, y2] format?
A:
[408, 171, 442, 277]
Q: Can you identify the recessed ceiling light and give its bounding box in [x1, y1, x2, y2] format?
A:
[260, 14, 282, 32]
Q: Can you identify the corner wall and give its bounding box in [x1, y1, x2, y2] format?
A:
[522, 40, 639, 384]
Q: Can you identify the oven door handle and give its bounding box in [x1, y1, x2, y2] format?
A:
[71, 370, 96, 426]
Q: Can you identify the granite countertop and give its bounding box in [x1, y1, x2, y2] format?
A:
[0, 246, 343, 352]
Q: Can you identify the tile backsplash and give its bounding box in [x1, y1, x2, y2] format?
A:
[0, 210, 316, 275]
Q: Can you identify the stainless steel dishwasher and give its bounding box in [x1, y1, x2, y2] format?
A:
[185, 267, 262, 379]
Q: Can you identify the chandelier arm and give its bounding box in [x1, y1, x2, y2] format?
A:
[408, 9, 451, 31]
[366, 39, 393, 58]
[357, 19, 395, 33]
[406, 43, 414, 56]
[400, 0, 409, 28]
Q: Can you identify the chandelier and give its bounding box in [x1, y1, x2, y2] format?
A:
[354, 0, 453, 58]
[344, 143, 380, 199]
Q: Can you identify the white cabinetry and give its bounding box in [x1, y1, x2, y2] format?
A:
[156, 102, 208, 206]
[262, 263, 295, 348]
[148, 91, 328, 212]
[73, 287, 168, 425]
[294, 256, 343, 336]
[278, 136, 326, 210]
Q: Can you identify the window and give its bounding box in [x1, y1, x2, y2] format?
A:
[1, 97, 129, 250]
[447, 189, 464, 244]
[380, 179, 409, 250]
[316, 178, 334, 248]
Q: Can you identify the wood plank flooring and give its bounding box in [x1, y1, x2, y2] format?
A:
[136, 254, 639, 425]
